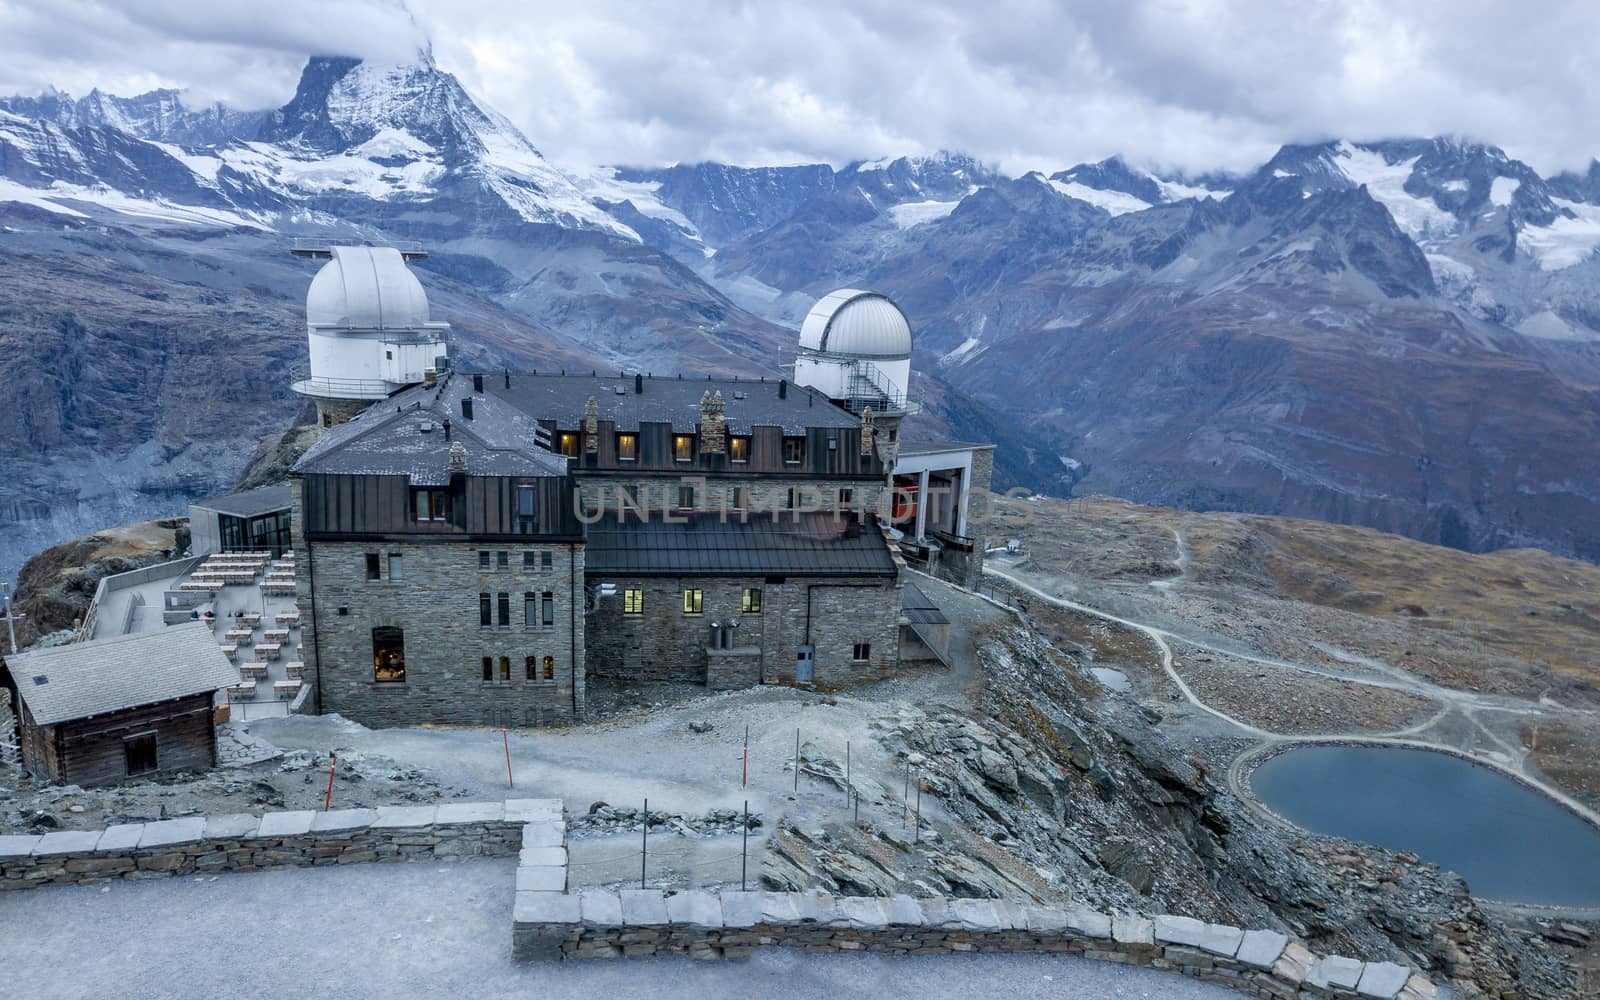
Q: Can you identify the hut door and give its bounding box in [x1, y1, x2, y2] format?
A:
[794, 644, 815, 684]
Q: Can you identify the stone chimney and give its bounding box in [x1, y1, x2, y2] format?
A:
[699, 390, 727, 455]
[860, 407, 876, 456]
[448, 440, 468, 473]
[583, 395, 600, 454]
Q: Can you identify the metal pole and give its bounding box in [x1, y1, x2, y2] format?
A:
[503, 726, 514, 789]
[641, 797, 648, 889]
[845, 741, 850, 807]
[794, 728, 800, 792]
[853, 787, 859, 824]
[914, 775, 922, 843]
[323, 752, 337, 811]
[741, 799, 749, 891]
[743, 725, 748, 787]
[1, 583, 22, 655]
[903, 760, 910, 828]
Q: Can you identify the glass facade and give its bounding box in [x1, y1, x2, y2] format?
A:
[218, 509, 293, 558]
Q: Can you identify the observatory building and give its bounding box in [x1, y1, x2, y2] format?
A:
[290, 244, 450, 426]
[285, 246, 991, 729]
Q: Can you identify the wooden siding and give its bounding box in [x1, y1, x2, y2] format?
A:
[35, 694, 216, 787]
[300, 474, 584, 540]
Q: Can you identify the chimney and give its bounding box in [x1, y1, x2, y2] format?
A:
[472, 373, 484, 393]
[634, 373, 643, 394]
[778, 378, 788, 399]
[449, 440, 468, 472]
[423, 368, 438, 388]
[442, 418, 452, 440]
[461, 398, 474, 421]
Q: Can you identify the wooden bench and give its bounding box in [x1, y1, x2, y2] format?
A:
[261, 628, 290, 643]
[275, 611, 301, 626]
[224, 628, 253, 643]
[284, 661, 304, 679]
[255, 642, 282, 659]
[238, 661, 269, 679]
[219, 644, 238, 659]
[227, 680, 257, 699]
[274, 679, 302, 700]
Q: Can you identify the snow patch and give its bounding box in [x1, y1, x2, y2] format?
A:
[1515, 310, 1593, 341]
[1519, 198, 1600, 270]
[1489, 176, 1521, 207]
[1333, 142, 1457, 243]
[939, 336, 983, 366]
[1441, 179, 1469, 193]
[1424, 253, 1475, 284]
[887, 198, 961, 229]
[0, 176, 89, 217]
[1154, 177, 1227, 202]
[1046, 179, 1150, 215]
[0, 177, 262, 227]
[571, 166, 701, 236]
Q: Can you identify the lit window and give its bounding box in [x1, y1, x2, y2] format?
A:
[624, 588, 644, 615]
[559, 432, 580, 457]
[852, 642, 871, 662]
[783, 438, 804, 464]
[543, 656, 555, 680]
[500, 656, 511, 683]
[729, 437, 749, 463]
[742, 588, 762, 614]
[373, 626, 405, 683]
[682, 589, 704, 616]
[673, 435, 694, 461]
[617, 433, 638, 461]
[387, 553, 402, 581]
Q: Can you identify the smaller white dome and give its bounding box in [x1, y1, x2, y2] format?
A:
[307, 246, 433, 331]
[799, 289, 912, 359]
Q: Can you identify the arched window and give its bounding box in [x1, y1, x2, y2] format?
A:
[542, 656, 555, 680]
[372, 627, 405, 683]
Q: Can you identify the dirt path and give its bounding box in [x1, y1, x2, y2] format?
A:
[983, 562, 1600, 836]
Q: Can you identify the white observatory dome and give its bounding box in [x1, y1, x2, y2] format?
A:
[798, 289, 912, 359]
[306, 245, 432, 331]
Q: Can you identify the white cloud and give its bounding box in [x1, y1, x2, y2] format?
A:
[0, 0, 1595, 176]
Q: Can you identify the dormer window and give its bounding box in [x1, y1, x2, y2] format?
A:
[729, 436, 750, 463]
[558, 432, 580, 458]
[673, 435, 694, 462]
[617, 433, 638, 461]
[782, 437, 804, 465]
[413, 489, 449, 522]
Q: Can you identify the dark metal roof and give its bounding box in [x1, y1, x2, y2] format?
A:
[485, 371, 861, 435]
[585, 513, 898, 578]
[293, 375, 571, 483]
[190, 484, 293, 518]
[900, 582, 950, 625]
[897, 440, 995, 457]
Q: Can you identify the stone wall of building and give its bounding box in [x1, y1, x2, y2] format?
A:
[300, 537, 586, 728]
[585, 575, 900, 688]
[0, 800, 557, 891]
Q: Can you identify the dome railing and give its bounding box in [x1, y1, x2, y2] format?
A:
[839, 359, 908, 413]
[289, 366, 418, 401]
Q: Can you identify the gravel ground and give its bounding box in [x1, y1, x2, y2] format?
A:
[1, 859, 1242, 1000]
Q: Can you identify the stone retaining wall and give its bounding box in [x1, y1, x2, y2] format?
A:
[0, 800, 553, 890]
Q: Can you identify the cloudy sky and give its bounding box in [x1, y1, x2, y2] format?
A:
[1, 0, 1595, 175]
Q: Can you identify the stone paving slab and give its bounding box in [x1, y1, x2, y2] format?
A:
[254, 810, 314, 838]
[620, 889, 670, 926]
[436, 802, 504, 825]
[519, 846, 567, 867]
[1236, 929, 1288, 968]
[579, 890, 623, 926]
[310, 809, 376, 833]
[138, 817, 208, 849]
[203, 814, 261, 840]
[95, 824, 146, 852]
[515, 866, 566, 893]
[0, 834, 42, 858]
[1113, 913, 1154, 946]
[1357, 961, 1412, 998]
[667, 889, 724, 928]
[33, 831, 103, 856]
[720, 891, 763, 928]
[513, 890, 580, 924]
[520, 821, 565, 848]
[1066, 905, 1112, 939]
[504, 799, 564, 823]
[371, 806, 437, 829]
[1308, 955, 1366, 990]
